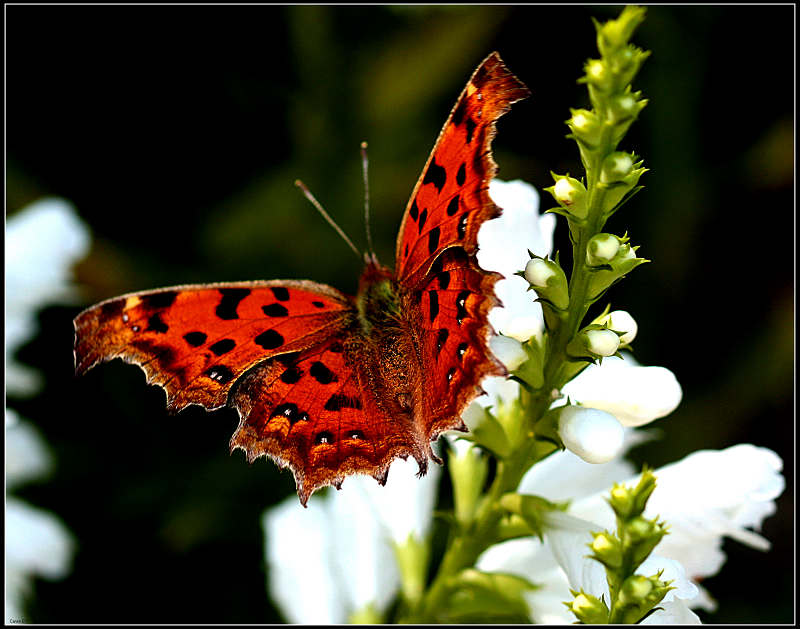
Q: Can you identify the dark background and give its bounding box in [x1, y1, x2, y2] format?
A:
[7, 5, 793, 624]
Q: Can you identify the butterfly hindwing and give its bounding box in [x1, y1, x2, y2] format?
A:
[229, 337, 428, 505]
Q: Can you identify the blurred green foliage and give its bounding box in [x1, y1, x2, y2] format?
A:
[7, 5, 793, 623]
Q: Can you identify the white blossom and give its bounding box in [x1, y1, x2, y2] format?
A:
[6, 198, 90, 395]
[6, 197, 87, 622]
[476, 444, 784, 623]
[262, 459, 440, 623]
[561, 353, 682, 427]
[558, 406, 625, 463]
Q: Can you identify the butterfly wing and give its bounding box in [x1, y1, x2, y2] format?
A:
[229, 336, 429, 505]
[395, 52, 530, 437]
[394, 52, 531, 286]
[74, 280, 353, 412]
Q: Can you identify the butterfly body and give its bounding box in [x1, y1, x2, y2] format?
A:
[74, 52, 529, 504]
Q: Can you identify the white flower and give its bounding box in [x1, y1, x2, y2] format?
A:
[476, 444, 784, 623]
[262, 459, 440, 623]
[6, 197, 90, 395]
[489, 335, 527, 372]
[482, 179, 555, 343]
[558, 406, 625, 463]
[6, 198, 87, 622]
[561, 352, 682, 427]
[467, 180, 555, 414]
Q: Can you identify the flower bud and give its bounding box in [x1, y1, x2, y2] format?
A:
[608, 469, 657, 520]
[568, 591, 609, 624]
[448, 439, 489, 527]
[600, 152, 634, 183]
[558, 405, 624, 464]
[586, 233, 622, 266]
[590, 531, 624, 569]
[594, 309, 638, 344]
[584, 58, 612, 91]
[618, 574, 653, 606]
[524, 257, 569, 310]
[489, 335, 527, 372]
[567, 108, 602, 147]
[585, 328, 620, 357]
[586, 242, 648, 301]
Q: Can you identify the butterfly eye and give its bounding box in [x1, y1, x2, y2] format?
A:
[346, 430, 365, 440]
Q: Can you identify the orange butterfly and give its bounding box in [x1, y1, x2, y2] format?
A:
[74, 52, 529, 505]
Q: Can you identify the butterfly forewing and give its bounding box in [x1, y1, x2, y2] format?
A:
[394, 52, 530, 287]
[74, 281, 352, 412]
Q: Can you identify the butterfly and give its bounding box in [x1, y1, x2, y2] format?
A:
[74, 52, 530, 505]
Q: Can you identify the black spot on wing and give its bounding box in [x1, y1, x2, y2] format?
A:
[428, 227, 441, 255]
[428, 290, 439, 323]
[456, 163, 466, 186]
[324, 394, 362, 411]
[100, 299, 125, 319]
[409, 199, 419, 221]
[446, 195, 459, 216]
[436, 328, 449, 355]
[423, 156, 446, 192]
[262, 303, 289, 317]
[209, 339, 236, 356]
[183, 331, 207, 347]
[255, 329, 284, 350]
[216, 288, 251, 320]
[146, 313, 168, 334]
[142, 291, 178, 310]
[310, 361, 337, 384]
[270, 287, 290, 302]
[465, 117, 476, 144]
[280, 366, 303, 384]
[418, 208, 428, 232]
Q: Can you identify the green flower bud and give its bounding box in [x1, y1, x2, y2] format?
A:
[584, 58, 612, 91]
[586, 241, 649, 302]
[567, 108, 603, 147]
[601, 152, 635, 183]
[586, 233, 622, 266]
[545, 175, 588, 220]
[618, 574, 653, 606]
[607, 90, 645, 125]
[608, 469, 657, 520]
[449, 439, 489, 527]
[524, 257, 569, 310]
[590, 531, 624, 569]
[567, 591, 609, 624]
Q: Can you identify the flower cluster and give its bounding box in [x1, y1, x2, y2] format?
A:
[6, 198, 89, 622]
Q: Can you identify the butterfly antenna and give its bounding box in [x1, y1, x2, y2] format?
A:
[361, 141, 376, 259]
[294, 179, 361, 260]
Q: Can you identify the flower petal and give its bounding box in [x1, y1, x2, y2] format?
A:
[562, 353, 682, 427]
[262, 494, 347, 623]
